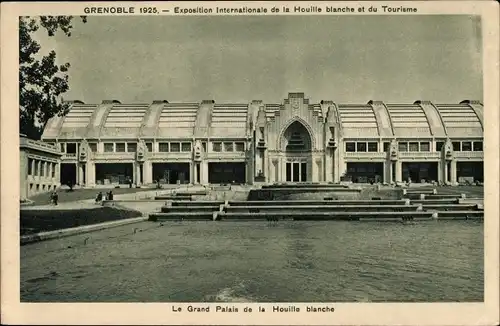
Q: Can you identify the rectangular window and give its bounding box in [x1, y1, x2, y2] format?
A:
[181, 142, 191, 152]
[28, 158, 33, 175]
[89, 143, 97, 152]
[235, 142, 245, 152]
[224, 142, 234, 152]
[383, 142, 390, 152]
[159, 143, 169, 152]
[461, 141, 472, 151]
[170, 143, 180, 152]
[146, 142, 153, 152]
[104, 143, 114, 152]
[115, 143, 126, 152]
[409, 142, 419, 152]
[345, 142, 356, 152]
[420, 142, 430, 152]
[452, 142, 461, 151]
[127, 143, 137, 152]
[436, 141, 444, 152]
[356, 142, 367, 152]
[66, 143, 76, 153]
[59, 143, 65, 152]
[367, 142, 378, 152]
[213, 142, 222, 152]
[51, 163, 55, 178]
[473, 141, 483, 151]
[202, 142, 207, 152]
[398, 142, 408, 152]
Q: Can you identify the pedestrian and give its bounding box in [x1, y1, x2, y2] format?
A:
[108, 190, 114, 200]
[53, 191, 58, 206]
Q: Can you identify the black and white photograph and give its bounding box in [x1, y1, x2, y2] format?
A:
[2, 1, 499, 325]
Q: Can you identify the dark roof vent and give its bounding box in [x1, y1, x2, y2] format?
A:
[153, 100, 169, 104]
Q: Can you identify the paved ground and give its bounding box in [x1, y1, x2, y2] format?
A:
[27, 187, 155, 206]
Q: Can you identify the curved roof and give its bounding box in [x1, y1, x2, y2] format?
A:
[41, 97, 484, 140]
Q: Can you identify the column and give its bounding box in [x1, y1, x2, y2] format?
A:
[324, 151, 331, 183]
[451, 160, 457, 185]
[136, 163, 142, 185]
[388, 161, 393, 184]
[437, 160, 443, 184]
[75, 163, 79, 185]
[78, 164, 85, 185]
[336, 151, 345, 183]
[144, 161, 153, 184]
[55, 163, 61, 186]
[263, 150, 267, 182]
[395, 161, 402, 183]
[193, 162, 198, 184]
[255, 150, 263, 177]
[132, 162, 136, 184]
[20, 153, 27, 200]
[87, 162, 96, 186]
[444, 161, 449, 184]
[31, 159, 36, 178]
[201, 160, 209, 184]
[311, 157, 317, 182]
[48, 163, 53, 181]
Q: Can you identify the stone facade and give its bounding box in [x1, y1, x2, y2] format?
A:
[20, 134, 62, 200]
[40, 93, 484, 187]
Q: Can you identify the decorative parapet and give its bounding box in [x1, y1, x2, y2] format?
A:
[20, 136, 62, 156]
[344, 152, 386, 160]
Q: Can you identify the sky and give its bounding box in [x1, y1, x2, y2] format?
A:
[35, 15, 483, 104]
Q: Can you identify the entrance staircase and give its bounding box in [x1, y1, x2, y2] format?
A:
[148, 187, 483, 222]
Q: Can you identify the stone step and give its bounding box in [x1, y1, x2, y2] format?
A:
[420, 194, 463, 199]
[149, 212, 214, 221]
[434, 211, 484, 220]
[256, 187, 361, 193]
[225, 205, 418, 213]
[154, 196, 191, 201]
[261, 184, 349, 189]
[224, 204, 479, 213]
[217, 211, 483, 221]
[170, 201, 225, 207]
[421, 204, 480, 211]
[218, 211, 435, 220]
[161, 206, 221, 213]
[410, 199, 460, 204]
[228, 200, 406, 206]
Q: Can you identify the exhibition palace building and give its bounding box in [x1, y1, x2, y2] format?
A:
[37, 92, 484, 188]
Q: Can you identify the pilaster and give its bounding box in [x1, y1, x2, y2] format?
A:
[395, 161, 402, 183]
[144, 161, 153, 184]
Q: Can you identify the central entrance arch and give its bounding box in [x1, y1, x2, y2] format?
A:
[281, 120, 313, 182]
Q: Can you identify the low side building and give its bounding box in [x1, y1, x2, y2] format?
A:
[20, 134, 62, 200]
[39, 93, 484, 187]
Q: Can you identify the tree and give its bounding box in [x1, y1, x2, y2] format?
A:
[19, 16, 87, 140]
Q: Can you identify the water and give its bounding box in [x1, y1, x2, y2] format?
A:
[21, 220, 483, 302]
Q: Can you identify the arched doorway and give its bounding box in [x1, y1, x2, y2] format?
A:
[281, 120, 313, 182]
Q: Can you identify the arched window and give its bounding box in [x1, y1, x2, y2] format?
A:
[282, 121, 312, 152]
